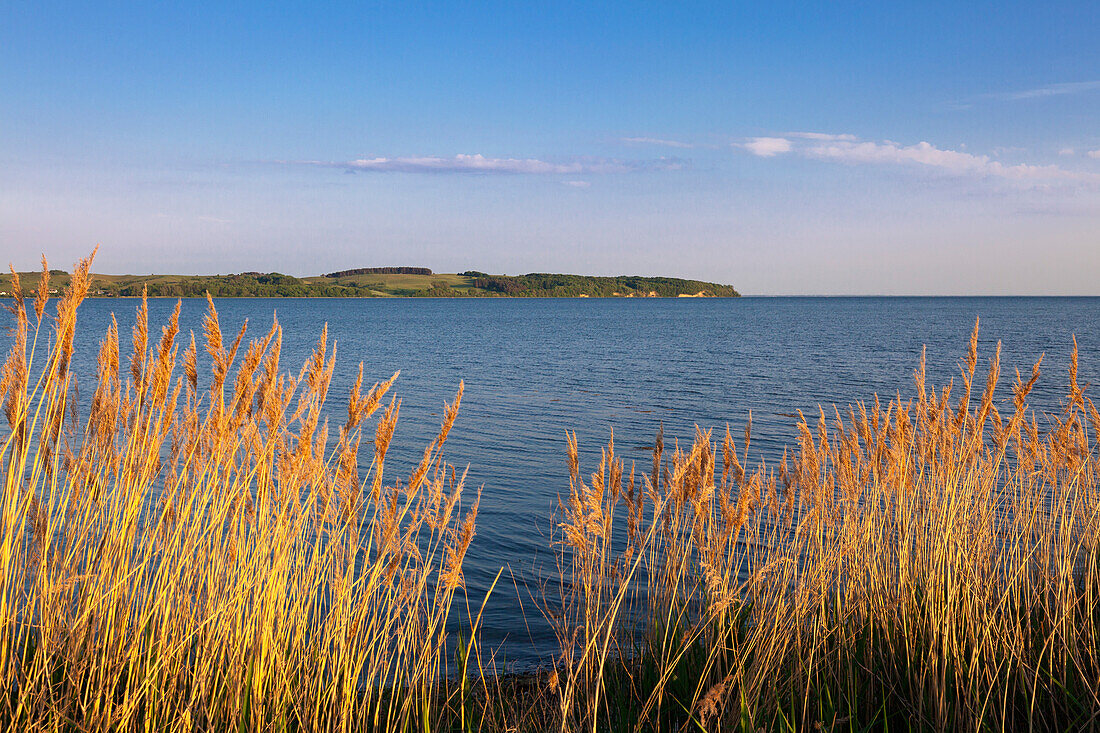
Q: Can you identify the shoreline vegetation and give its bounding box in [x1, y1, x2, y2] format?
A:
[0, 266, 740, 299]
[5, 254, 1100, 731]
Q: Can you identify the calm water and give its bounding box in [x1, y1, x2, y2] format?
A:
[14, 296, 1100, 667]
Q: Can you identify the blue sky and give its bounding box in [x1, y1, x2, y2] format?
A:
[2, 1, 1099, 294]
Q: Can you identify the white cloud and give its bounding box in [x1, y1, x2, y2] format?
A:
[805, 140, 987, 171]
[803, 139, 1096, 183]
[343, 154, 615, 174]
[296, 153, 686, 175]
[561, 180, 591, 188]
[1059, 148, 1076, 156]
[741, 137, 792, 157]
[738, 133, 1100, 187]
[988, 80, 1100, 101]
[621, 136, 693, 148]
[784, 132, 859, 142]
[1089, 150, 1100, 160]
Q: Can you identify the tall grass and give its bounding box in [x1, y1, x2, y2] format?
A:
[4, 254, 1100, 731]
[551, 324, 1100, 732]
[1, 253, 485, 731]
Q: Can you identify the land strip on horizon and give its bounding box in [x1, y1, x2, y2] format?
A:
[0, 268, 740, 298]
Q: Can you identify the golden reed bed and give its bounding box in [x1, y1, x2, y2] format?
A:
[2, 252, 1099, 732]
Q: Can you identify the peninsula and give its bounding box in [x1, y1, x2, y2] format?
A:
[1, 268, 739, 298]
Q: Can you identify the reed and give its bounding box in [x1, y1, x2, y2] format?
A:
[550, 321, 1100, 732]
[4, 253, 1099, 731]
[0, 252, 485, 731]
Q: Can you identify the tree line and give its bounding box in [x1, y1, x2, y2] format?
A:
[324, 267, 433, 277]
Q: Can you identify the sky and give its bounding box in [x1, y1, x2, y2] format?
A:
[2, 1, 1099, 294]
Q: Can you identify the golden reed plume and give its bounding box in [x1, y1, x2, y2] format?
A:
[0, 252, 483, 732]
[549, 317, 1100, 732]
[3, 253, 1098, 732]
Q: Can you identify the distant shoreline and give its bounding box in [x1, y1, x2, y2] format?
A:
[0, 269, 740, 299]
[76, 294, 739, 299]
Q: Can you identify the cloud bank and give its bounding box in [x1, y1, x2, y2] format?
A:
[783, 132, 859, 142]
[299, 153, 686, 175]
[742, 137, 792, 157]
[738, 133, 1100, 186]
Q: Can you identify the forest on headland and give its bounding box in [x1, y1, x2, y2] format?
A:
[0, 267, 743, 299]
[0, 268, 739, 298]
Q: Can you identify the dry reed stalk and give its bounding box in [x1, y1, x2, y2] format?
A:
[0, 253, 484, 732]
[549, 317, 1100, 733]
[6, 255, 1100, 732]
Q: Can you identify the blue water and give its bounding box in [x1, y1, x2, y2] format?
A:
[13, 296, 1100, 667]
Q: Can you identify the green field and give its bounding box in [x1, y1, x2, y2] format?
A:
[303, 272, 477, 296]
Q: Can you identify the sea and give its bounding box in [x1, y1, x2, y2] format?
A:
[11, 296, 1100, 668]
